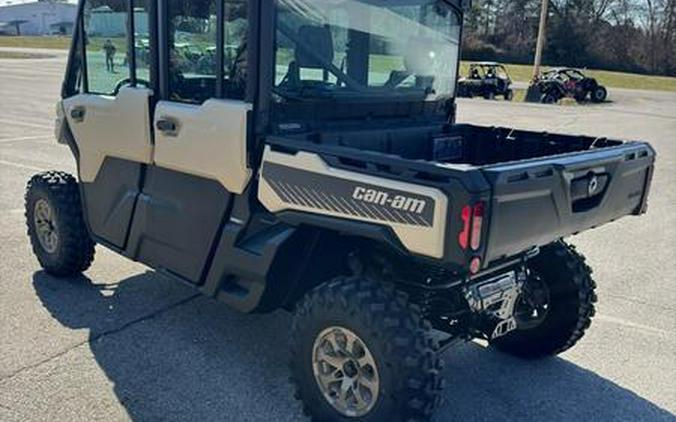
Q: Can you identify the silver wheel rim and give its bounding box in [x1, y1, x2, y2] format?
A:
[312, 326, 379, 417]
[34, 199, 59, 254]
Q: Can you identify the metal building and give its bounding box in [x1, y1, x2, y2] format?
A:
[0, 1, 77, 36]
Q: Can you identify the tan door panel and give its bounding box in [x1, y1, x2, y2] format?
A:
[153, 99, 252, 194]
[62, 87, 153, 182]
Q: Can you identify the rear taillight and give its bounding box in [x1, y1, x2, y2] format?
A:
[458, 205, 471, 250]
[470, 201, 485, 251]
[458, 201, 486, 251]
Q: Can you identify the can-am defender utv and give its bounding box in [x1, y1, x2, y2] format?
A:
[26, 0, 655, 420]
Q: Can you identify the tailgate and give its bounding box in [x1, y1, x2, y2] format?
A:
[480, 141, 655, 265]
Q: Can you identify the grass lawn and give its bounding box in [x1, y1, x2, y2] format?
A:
[3, 35, 675, 92]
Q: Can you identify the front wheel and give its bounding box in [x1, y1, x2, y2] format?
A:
[541, 92, 559, 104]
[490, 241, 597, 359]
[591, 86, 608, 103]
[25, 171, 95, 277]
[483, 91, 496, 100]
[290, 277, 443, 422]
[504, 89, 514, 101]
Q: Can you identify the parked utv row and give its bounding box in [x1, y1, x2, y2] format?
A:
[459, 64, 609, 106]
[25, 0, 654, 421]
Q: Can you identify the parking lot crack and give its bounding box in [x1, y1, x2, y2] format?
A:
[0, 293, 200, 383]
[605, 293, 676, 313]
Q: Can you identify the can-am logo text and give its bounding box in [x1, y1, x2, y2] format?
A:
[352, 187, 427, 214]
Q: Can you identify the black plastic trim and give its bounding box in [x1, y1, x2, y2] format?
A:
[61, 0, 85, 97]
[80, 157, 143, 249]
[157, 0, 169, 100]
[126, 166, 233, 283]
[127, 0, 136, 85]
[276, 209, 408, 256]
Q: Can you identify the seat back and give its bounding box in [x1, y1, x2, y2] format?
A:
[295, 25, 334, 69]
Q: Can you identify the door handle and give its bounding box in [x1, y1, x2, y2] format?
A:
[156, 118, 180, 136]
[70, 106, 86, 122]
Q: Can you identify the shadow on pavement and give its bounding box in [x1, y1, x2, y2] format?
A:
[33, 271, 674, 422]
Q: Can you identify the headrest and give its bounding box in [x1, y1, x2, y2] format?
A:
[295, 25, 334, 69]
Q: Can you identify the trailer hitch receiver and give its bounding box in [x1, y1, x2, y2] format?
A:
[464, 270, 526, 339]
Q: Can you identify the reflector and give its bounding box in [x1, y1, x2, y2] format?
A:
[471, 201, 485, 251]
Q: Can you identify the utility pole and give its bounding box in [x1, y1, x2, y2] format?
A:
[526, 0, 550, 102]
[532, 0, 550, 80]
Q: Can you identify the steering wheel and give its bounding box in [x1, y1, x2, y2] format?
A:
[113, 78, 151, 95]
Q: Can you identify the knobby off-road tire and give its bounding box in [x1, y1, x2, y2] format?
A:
[542, 92, 559, 104]
[574, 92, 588, 103]
[290, 277, 444, 422]
[504, 89, 514, 101]
[591, 86, 608, 103]
[25, 171, 95, 277]
[491, 241, 597, 359]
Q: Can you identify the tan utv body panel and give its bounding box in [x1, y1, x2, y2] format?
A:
[258, 146, 449, 258]
[62, 87, 154, 182]
[154, 99, 253, 194]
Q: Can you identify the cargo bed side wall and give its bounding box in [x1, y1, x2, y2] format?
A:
[257, 139, 494, 273]
[278, 124, 623, 168]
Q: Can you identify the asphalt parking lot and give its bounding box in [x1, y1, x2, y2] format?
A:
[1, 49, 675, 422]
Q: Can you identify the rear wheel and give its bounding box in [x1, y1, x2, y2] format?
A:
[574, 92, 588, 103]
[25, 171, 95, 277]
[290, 277, 443, 422]
[490, 241, 596, 359]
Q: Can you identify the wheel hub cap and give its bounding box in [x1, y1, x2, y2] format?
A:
[34, 199, 58, 254]
[312, 326, 379, 417]
[514, 274, 551, 329]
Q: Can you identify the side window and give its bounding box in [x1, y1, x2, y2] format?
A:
[167, 0, 218, 104]
[223, 0, 248, 100]
[83, 0, 132, 95]
[132, 0, 151, 85]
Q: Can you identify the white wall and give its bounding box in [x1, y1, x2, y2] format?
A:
[0, 2, 77, 35]
[88, 10, 149, 37]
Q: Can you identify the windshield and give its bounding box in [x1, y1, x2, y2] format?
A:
[273, 0, 461, 102]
